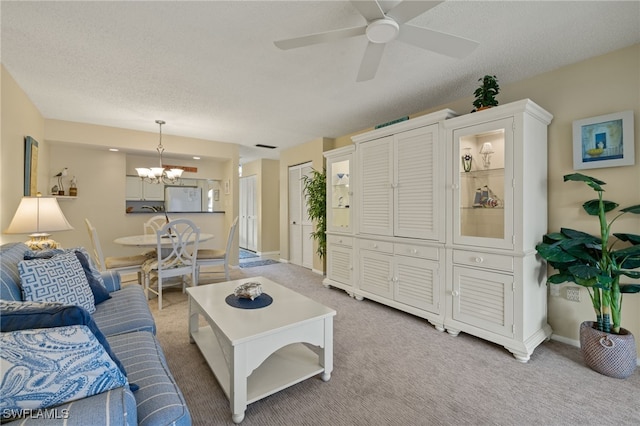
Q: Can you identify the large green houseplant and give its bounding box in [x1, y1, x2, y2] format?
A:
[536, 173, 640, 334]
[301, 168, 326, 259]
[536, 173, 640, 378]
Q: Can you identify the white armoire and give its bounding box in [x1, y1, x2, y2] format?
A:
[323, 100, 553, 361]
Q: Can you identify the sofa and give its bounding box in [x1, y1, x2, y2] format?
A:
[0, 242, 191, 426]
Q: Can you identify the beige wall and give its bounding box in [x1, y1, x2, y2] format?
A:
[279, 137, 333, 273]
[1, 66, 48, 242]
[330, 44, 640, 351]
[241, 158, 280, 254]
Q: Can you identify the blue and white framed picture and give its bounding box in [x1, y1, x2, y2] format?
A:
[572, 110, 634, 170]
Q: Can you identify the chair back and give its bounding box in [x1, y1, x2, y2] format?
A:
[84, 218, 106, 271]
[144, 215, 168, 235]
[225, 217, 240, 258]
[155, 219, 200, 273]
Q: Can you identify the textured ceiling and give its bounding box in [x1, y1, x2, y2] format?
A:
[2, 1, 639, 163]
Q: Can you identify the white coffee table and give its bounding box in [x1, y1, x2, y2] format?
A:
[186, 277, 336, 423]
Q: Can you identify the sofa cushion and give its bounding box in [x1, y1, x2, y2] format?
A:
[0, 242, 28, 301]
[92, 285, 156, 336]
[18, 252, 96, 313]
[23, 248, 112, 305]
[0, 325, 127, 412]
[0, 301, 131, 386]
[107, 331, 191, 426]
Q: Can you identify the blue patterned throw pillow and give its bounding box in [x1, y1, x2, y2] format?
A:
[18, 252, 96, 313]
[0, 325, 127, 411]
[24, 248, 112, 305]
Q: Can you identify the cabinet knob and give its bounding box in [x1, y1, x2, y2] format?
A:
[452, 184, 459, 190]
[474, 257, 483, 263]
[373, 244, 378, 248]
[452, 290, 459, 297]
[338, 239, 343, 243]
[411, 249, 418, 254]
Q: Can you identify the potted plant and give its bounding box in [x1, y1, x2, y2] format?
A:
[302, 168, 326, 259]
[472, 75, 500, 111]
[535, 173, 640, 378]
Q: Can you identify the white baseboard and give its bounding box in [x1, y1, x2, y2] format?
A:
[551, 334, 640, 366]
[550, 334, 579, 347]
[278, 258, 289, 264]
[311, 268, 324, 275]
[257, 250, 279, 260]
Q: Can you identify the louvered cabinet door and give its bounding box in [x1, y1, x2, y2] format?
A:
[327, 244, 353, 286]
[359, 250, 394, 298]
[394, 124, 440, 240]
[394, 256, 440, 314]
[451, 266, 514, 338]
[358, 136, 394, 236]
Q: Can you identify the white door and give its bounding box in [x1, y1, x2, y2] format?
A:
[245, 175, 257, 252]
[239, 175, 258, 252]
[288, 162, 313, 268]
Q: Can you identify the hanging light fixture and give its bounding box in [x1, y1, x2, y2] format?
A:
[135, 120, 184, 184]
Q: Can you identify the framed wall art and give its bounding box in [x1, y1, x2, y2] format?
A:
[572, 110, 634, 170]
[24, 136, 39, 196]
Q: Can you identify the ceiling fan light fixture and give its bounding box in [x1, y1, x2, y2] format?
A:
[366, 18, 399, 44]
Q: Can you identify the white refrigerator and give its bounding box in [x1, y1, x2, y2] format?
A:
[164, 186, 202, 212]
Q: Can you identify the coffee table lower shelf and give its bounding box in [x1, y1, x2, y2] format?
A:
[191, 326, 325, 404]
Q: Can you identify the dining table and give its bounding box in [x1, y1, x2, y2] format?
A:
[114, 233, 214, 247]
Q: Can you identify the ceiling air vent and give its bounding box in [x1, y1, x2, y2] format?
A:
[255, 144, 277, 149]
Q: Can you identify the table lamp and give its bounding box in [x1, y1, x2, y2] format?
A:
[5, 194, 74, 250]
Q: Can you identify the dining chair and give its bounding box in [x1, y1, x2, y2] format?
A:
[84, 218, 149, 283]
[196, 216, 238, 282]
[144, 215, 168, 235]
[142, 219, 200, 310]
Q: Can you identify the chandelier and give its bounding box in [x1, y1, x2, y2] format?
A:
[135, 120, 184, 184]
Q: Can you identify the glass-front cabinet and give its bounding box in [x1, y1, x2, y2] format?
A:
[325, 146, 354, 234]
[452, 117, 514, 250]
[323, 145, 355, 293]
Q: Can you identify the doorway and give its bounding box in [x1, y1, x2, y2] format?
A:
[288, 162, 313, 269]
[239, 175, 257, 252]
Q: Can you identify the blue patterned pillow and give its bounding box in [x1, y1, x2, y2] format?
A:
[24, 248, 112, 305]
[0, 301, 128, 380]
[18, 252, 96, 313]
[0, 325, 127, 411]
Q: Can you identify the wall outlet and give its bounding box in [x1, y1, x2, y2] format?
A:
[566, 286, 581, 302]
[549, 285, 560, 297]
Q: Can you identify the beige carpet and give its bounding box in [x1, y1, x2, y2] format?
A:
[148, 263, 640, 426]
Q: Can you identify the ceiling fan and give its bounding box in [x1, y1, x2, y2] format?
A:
[274, 0, 479, 82]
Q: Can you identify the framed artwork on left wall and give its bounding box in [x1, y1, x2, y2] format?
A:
[24, 136, 39, 196]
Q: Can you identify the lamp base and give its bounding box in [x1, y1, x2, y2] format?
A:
[26, 233, 61, 250]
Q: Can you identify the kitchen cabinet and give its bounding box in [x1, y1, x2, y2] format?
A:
[126, 176, 164, 201]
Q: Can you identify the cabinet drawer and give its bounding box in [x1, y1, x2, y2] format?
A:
[394, 243, 439, 260]
[358, 239, 393, 254]
[453, 250, 514, 272]
[327, 235, 353, 247]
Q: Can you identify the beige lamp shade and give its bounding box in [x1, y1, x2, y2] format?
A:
[5, 196, 74, 250]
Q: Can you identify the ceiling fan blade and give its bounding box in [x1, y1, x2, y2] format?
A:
[350, 0, 385, 22]
[397, 24, 479, 58]
[386, 1, 443, 25]
[274, 25, 366, 50]
[356, 42, 386, 82]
